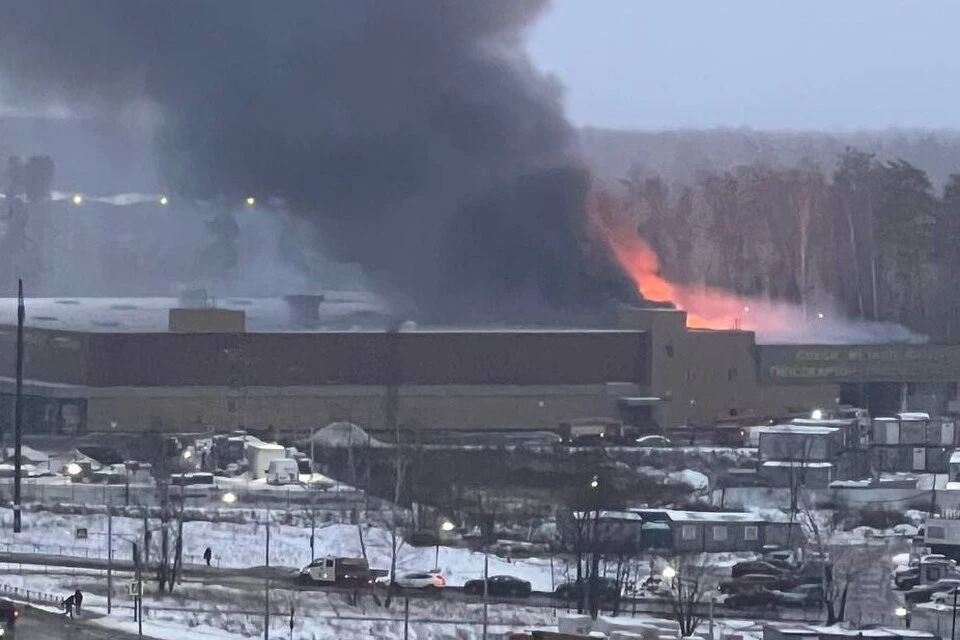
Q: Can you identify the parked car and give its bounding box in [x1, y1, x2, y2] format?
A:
[731, 561, 789, 578]
[392, 571, 446, 590]
[905, 578, 960, 604]
[895, 567, 919, 590]
[930, 587, 960, 605]
[769, 583, 824, 608]
[555, 578, 621, 602]
[723, 589, 779, 609]
[369, 569, 391, 587]
[463, 575, 532, 598]
[635, 435, 672, 447]
[720, 574, 782, 595]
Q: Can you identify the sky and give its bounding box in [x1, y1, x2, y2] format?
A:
[528, 0, 960, 131]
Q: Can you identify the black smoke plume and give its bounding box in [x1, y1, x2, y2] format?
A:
[0, 0, 634, 321]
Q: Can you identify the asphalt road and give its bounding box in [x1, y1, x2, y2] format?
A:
[12, 606, 149, 640]
[0, 550, 824, 624]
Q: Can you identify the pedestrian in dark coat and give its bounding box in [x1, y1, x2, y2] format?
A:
[62, 594, 76, 619]
[203, 546, 213, 566]
[74, 588, 83, 613]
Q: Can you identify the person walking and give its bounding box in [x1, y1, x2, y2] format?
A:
[203, 546, 213, 567]
[73, 588, 83, 614]
[62, 594, 76, 619]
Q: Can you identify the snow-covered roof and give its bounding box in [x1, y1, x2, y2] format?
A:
[762, 461, 833, 469]
[757, 425, 838, 435]
[950, 451, 960, 465]
[634, 508, 791, 524]
[898, 412, 931, 421]
[790, 418, 855, 426]
[573, 510, 643, 521]
[0, 295, 388, 333]
[245, 440, 285, 452]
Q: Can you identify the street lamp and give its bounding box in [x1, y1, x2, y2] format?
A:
[182, 450, 192, 460]
[589, 475, 600, 489]
[895, 606, 911, 628]
[159, 196, 169, 206]
[71, 194, 83, 206]
[65, 462, 82, 476]
[245, 196, 256, 207]
[435, 520, 456, 569]
[662, 566, 677, 580]
[221, 491, 238, 505]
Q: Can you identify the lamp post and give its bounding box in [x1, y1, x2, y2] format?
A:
[435, 520, 455, 570]
[896, 606, 911, 629]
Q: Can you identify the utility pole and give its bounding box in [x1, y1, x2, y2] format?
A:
[309, 489, 316, 561]
[482, 553, 489, 640]
[13, 279, 24, 533]
[107, 509, 113, 613]
[951, 586, 957, 640]
[264, 512, 271, 640]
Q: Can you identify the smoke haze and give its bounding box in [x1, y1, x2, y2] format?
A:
[0, 0, 634, 321]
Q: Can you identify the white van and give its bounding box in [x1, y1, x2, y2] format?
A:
[266, 458, 300, 485]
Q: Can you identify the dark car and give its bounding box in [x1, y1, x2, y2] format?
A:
[720, 574, 782, 594]
[731, 561, 789, 578]
[0, 599, 19, 628]
[724, 589, 779, 609]
[770, 583, 824, 608]
[906, 579, 960, 604]
[463, 575, 532, 598]
[555, 578, 621, 603]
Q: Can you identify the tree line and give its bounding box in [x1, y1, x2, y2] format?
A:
[610, 147, 960, 340]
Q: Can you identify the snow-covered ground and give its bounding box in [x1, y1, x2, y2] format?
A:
[1, 568, 558, 640]
[0, 507, 566, 590]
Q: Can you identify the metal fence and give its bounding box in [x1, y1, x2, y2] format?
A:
[0, 478, 368, 511]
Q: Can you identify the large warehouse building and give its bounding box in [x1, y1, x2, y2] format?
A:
[0, 297, 957, 438]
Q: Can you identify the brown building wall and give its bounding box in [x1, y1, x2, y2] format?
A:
[83, 384, 624, 433]
[618, 307, 838, 428]
[0, 325, 90, 385]
[68, 330, 648, 388]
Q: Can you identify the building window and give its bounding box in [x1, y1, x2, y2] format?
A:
[727, 367, 738, 381]
[928, 525, 946, 540]
[681, 525, 697, 540]
[744, 526, 759, 541]
[712, 525, 728, 541]
[665, 345, 674, 358]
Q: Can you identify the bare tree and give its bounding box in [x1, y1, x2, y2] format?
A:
[664, 558, 711, 637]
[787, 435, 815, 547]
[800, 503, 889, 625]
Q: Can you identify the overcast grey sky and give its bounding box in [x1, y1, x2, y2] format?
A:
[528, 0, 960, 131]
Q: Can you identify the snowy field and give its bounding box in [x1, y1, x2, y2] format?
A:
[0, 507, 567, 590]
[1, 568, 559, 640]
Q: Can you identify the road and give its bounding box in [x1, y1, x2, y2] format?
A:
[11, 605, 151, 639]
[0, 550, 822, 624]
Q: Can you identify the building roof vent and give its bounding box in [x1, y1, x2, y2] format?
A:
[283, 294, 325, 328]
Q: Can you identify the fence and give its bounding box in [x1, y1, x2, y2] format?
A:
[0, 478, 367, 510]
[0, 583, 63, 607]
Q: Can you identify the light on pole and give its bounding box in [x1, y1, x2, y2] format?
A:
[435, 520, 456, 569]
[221, 491, 238, 505]
[896, 606, 911, 628]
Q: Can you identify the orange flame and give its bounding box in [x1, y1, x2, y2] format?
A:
[586, 187, 790, 333]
